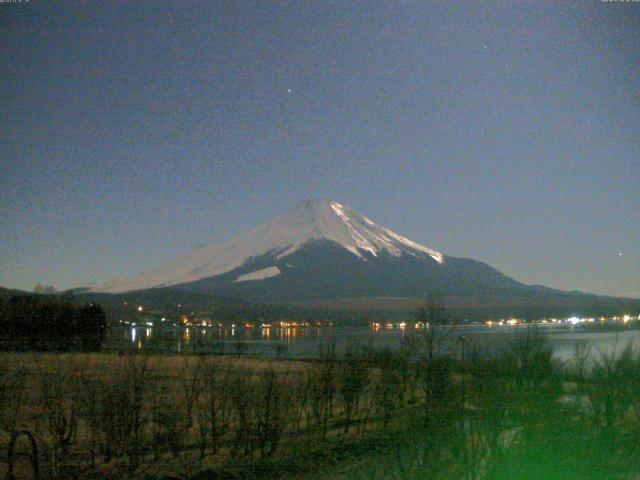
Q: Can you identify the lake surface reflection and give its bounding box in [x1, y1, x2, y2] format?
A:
[104, 323, 640, 364]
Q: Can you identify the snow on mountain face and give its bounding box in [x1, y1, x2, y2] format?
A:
[233, 266, 281, 283]
[86, 199, 443, 293]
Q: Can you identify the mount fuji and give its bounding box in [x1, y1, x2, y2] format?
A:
[85, 199, 445, 294]
[82, 200, 638, 314]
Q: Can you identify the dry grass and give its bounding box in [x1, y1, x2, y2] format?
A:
[3, 338, 639, 480]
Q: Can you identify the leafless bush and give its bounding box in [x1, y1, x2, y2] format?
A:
[229, 368, 257, 457]
[34, 358, 79, 476]
[77, 375, 102, 467]
[6, 429, 40, 480]
[289, 369, 310, 435]
[0, 356, 26, 436]
[227, 363, 294, 461]
[254, 365, 293, 458]
[150, 383, 184, 458]
[457, 350, 514, 480]
[179, 356, 205, 430]
[371, 349, 402, 429]
[588, 344, 638, 451]
[92, 354, 149, 464]
[196, 359, 233, 457]
[308, 352, 338, 439]
[571, 340, 591, 396]
[337, 345, 370, 433]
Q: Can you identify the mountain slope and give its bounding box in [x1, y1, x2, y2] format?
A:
[83, 200, 639, 314]
[175, 240, 524, 301]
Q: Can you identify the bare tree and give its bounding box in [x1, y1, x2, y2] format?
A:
[337, 344, 369, 433]
[196, 359, 233, 457]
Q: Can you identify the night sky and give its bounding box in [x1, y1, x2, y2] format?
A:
[1, 1, 638, 297]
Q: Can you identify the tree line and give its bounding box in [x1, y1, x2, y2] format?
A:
[0, 294, 106, 351]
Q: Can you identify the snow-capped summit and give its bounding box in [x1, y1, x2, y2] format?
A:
[86, 199, 443, 293]
[250, 199, 443, 262]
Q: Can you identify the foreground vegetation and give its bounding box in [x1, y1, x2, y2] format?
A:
[1, 327, 640, 479]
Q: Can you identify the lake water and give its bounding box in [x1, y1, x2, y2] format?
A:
[104, 323, 640, 365]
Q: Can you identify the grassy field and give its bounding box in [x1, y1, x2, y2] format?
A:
[2, 329, 640, 479]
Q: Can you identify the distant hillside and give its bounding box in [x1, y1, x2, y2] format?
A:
[0, 286, 31, 300]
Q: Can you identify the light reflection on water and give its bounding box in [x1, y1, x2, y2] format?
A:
[108, 324, 640, 362]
